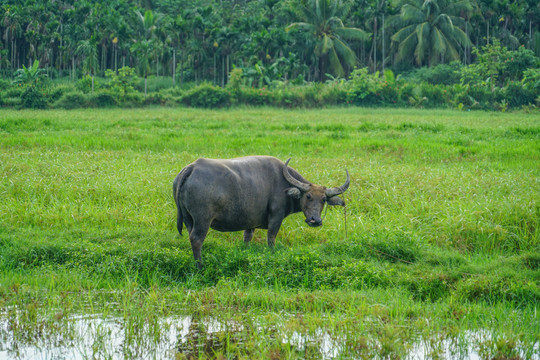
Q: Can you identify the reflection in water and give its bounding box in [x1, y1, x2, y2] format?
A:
[176, 314, 246, 359]
[0, 313, 538, 359]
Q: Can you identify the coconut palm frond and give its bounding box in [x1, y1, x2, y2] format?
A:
[333, 35, 357, 67]
[328, 45, 345, 78]
[396, 29, 418, 63]
[391, 24, 416, 42]
[335, 27, 370, 41]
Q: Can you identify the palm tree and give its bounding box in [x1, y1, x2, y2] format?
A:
[389, 0, 473, 66]
[287, 0, 370, 81]
[2, 4, 24, 72]
[76, 36, 99, 92]
[133, 9, 161, 95]
[131, 39, 152, 96]
[365, 0, 388, 72]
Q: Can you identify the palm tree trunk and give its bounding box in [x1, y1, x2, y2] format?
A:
[529, 19, 532, 48]
[487, 21, 490, 45]
[11, 39, 15, 74]
[382, 13, 385, 73]
[373, 17, 377, 72]
[465, 21, 470, 64]
[180, 50, 184, 86]
[144, 74, 147, 96]
[222, 55, 225, 87]
[102, 44, 106, 75]
[214, 54, 217, 85]
[226, 55, 230, 86]
[362, 41, 366, 67]
[173, 48, 176, 86]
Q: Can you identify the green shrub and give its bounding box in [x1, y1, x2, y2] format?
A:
[236, 87, 274, 106]
[4, 84, 24, 98]
[77, 75, 101, 93]
[347, 67, 377, 105]
[0, 78, 10, 92]
[158, 87, 184, 97]
[0, 96, 21, 107]
[273, 87, 304, 108]
[47, 83, 77, 103]
[418, 83, 448, 108]
[460, 41, 540, 89]
[378, 81, 400, 106]
[503, 81, 536, 108]
[21, 86, 47, 109]
[522, 68, 540, 94]
[181, 83, 231, 108]
[408, 62, 463, 85]
[87, 91, 117, 107]
[53, 91, 88, 109]
[397, 82, 415, 105]
[105, 66, 137, 100]
[143, 92, 169, 106]
[450, 83, 498, 110]
[0, 80, 8, 106]
[120, 91, 144, 107]
[347, 68, 400, 106]
[227, 68, 243, 94]
[471, 85, 499, 109]
[301, 83, 322, 107]
[501, 46, 539, 83]
[156, 88, 183, 106]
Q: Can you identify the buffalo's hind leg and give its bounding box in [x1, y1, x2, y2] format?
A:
[182, 208, 194, 236]
[243, 229, 255, 244]
[189, 221, 210, 270]
[176, 206, 193, 237]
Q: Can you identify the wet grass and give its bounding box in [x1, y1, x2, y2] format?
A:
[1, 107, 539, 359]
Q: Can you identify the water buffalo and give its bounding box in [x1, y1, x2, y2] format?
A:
[173, 156, 350, 268]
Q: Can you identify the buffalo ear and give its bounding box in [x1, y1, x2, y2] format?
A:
[327, 196, 345, 207]
[286, 187, 302, 199]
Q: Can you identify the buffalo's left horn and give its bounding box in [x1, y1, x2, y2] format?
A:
[283, 158, 311, 192]
[325, 169, 350, 197]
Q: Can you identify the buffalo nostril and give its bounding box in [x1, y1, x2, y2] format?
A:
[306, 217, 323, 227]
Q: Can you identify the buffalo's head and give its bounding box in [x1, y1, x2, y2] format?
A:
[283, 158, 350, 227]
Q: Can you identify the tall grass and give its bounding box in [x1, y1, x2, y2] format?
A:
[0, 107, 539, 358]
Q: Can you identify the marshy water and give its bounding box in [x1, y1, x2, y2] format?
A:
[1, 313, 537, 359]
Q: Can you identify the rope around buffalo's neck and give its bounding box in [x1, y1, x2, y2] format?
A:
[321, 198, 348, 241]
[344, 203, 348, 241]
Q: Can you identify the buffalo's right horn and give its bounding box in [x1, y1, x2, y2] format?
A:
[283, 158, 310, 192]
[325, 169, 350, 197]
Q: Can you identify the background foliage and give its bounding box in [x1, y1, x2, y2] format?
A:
[0, 0, 539, 84]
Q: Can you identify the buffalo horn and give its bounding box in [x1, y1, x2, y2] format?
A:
[325, 169, 350, 197]
[283, 158, 310, 192]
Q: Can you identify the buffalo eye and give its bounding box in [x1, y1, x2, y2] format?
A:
[322, 196, 327, 202]
[306, 193, 312, 200]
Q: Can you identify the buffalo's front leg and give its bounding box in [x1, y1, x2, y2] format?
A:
[266, 218, 283, 248]
[243, 229, 255, 244]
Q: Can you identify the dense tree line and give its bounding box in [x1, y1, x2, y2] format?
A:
[1, 0, 539, 85]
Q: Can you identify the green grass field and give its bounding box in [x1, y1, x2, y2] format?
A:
[1, 107, 539, 359]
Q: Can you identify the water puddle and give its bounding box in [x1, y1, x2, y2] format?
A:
[0, 313, 538, 359]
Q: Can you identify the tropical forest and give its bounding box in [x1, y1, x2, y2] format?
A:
[1, 0, 539, 110]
